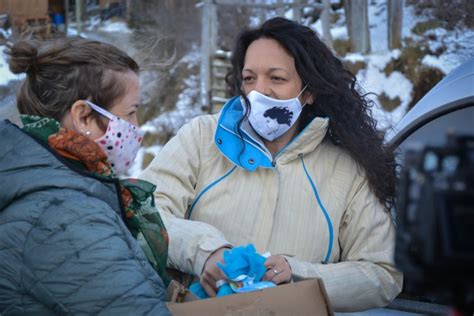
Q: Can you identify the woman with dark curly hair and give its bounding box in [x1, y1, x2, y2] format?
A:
[141, 17, 402, 311]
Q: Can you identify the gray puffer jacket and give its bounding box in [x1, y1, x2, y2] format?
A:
[0, 120, 170, 315]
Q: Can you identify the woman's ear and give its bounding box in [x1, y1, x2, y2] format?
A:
[303, 91, 314, 105]
[68, 100, 93, 134]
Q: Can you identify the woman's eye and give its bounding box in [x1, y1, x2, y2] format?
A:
[242, 76, 255, 83]
[271, 76, 286, 82]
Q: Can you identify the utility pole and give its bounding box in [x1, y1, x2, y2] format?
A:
[126, 0, 133, 24]
[388, 0, 403, 49]
[75, 0, 82, 35]
[200, 0, 217, 112]
[321, 0, 332, 48]
[292, 0, 302, 22]
[347, 0, 370, 53]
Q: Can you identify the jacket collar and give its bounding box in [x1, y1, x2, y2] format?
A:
[214, 96, 329, 171]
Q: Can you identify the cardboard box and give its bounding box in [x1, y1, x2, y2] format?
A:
[166, 279, 334, 316]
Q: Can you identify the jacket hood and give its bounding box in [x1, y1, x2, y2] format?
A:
[0, 120, 121, 213]
[214, 96, 329, 171]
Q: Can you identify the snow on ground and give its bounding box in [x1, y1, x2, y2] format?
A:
[0, 28, 11, 40]
[67, 18, 132, 38]
[0, 45, 25, 85]
[311, 0, 414, 130]
[129, 47, 202, 176]
[140, 46, 202, 136]
[422, 27, 474, 74]
[349, 50, 413, 130]
[402, 2, 429, 40]
[65, 23, 84, 37]
[401, 2, 474, 75]
[311, 0, 473, 130]
[141, 73, 201, 135]
[368, 0, 388, 52]
[0, 20, 132, 86]
[311, 9, 348, 41]
[97, 20, 132, 34]
[139, 75, 200, 136]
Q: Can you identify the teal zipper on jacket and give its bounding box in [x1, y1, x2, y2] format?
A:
[186, 166, 237, 219]
[300, 154, 334, 264]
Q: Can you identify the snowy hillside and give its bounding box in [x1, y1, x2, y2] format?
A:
[0, 1, 473, 177]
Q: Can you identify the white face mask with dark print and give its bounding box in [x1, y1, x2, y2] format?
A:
[85, 101, 144, 175]
[241, 86, 307, 141]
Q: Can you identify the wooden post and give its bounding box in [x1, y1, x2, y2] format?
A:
[275, 0, 285, 17]
[64, 0, 69, 34]
[320, 0, 332, 48]
[126, 0, 133, 23]
[75, 0, 82, 35]
[200, 0, 214, 112]
[348, 0, 370, 53]
[292, 0, 302, 22]
[388, 0, 403, 49]
[344, 0, 352, 42]
[210, 2, 217, 55]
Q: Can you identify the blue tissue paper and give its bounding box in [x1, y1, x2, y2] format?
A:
[217, 244, 267, 283]
[189, 244, 276, 299]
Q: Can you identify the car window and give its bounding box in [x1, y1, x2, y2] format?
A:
[393, 104, 474, 308]
[397, 105, 474, 154]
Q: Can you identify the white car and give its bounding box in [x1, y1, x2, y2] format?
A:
[384, 57, 474, 315]
[386, 58, 473, 149]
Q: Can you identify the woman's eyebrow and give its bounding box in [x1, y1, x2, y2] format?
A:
[268, 67, 290, 74]
[242, 68, 255, 74]
[243, 68, 290, 74]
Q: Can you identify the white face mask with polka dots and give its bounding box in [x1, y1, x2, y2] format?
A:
[85, 101, 144, 175]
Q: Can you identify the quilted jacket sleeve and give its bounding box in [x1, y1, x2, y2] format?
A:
[18, 191, 170, 316]
[140, 116, 231, 276]
[285, 177, 403, 312]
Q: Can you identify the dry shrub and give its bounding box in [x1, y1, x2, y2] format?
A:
[407, 66, 444, 110]
[407, 0, 474, 29]
[378, 93, 401, 112]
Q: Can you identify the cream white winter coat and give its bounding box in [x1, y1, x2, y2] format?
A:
[140, 96, 403, 312]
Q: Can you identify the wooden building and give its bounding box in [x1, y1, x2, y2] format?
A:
[0, 0, 69, 37]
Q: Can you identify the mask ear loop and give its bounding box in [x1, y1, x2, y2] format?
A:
[84, 100, 115, 120]
[297, 84, 309, 108]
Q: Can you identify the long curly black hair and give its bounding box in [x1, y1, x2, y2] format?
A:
[226, 17, 396, 210]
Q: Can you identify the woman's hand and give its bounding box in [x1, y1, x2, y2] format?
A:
[262, 255, 292, 284]
[200, 247, 229, 297]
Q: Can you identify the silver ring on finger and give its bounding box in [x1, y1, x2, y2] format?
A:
[272, 268, 281, 276]
[216, 279, 227, 288]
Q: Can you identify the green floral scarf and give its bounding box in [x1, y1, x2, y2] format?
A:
[21, 114, 170, 285]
